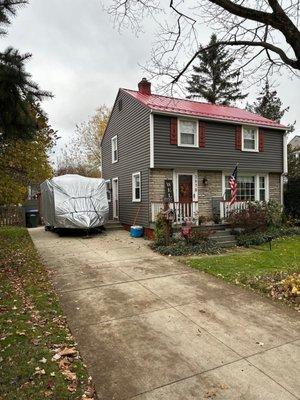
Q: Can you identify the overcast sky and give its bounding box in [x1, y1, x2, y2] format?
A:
[1, 0, 299, 157]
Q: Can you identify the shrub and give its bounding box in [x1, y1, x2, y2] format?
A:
[228, 200, 284, 233]
[264, 200, 282, 227]
[154, 211, 172, 246]
[236, 226, 300, 247]
[228, 202, 267, 233]
[184, 228, 215, 245]
[285, 177, 300, 218]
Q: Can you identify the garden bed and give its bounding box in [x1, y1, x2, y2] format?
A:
[0, 227, 96, 400]
[150, 238, 221, 256]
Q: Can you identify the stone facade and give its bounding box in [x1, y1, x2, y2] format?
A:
[269, 173, 282, 203]
[149, 169, 282, 222]
[198, 171, 223, 218]
[149, 168, 222, 219]
[149, 169, 173, 202]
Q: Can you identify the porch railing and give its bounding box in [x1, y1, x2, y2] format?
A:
[220, 201, 249, 219]
[151, 202, 199, 225]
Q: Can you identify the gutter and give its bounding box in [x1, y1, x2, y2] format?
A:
[151, 109, 287, 131]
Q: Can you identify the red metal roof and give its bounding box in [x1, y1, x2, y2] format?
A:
[123, 89, 286, 129]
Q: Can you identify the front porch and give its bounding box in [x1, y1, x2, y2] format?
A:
[150, 200, 248, 224]
[151, 201, 199, 225]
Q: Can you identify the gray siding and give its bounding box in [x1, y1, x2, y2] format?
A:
[101, 90, 150, 227]
[154, 115, 284, 172]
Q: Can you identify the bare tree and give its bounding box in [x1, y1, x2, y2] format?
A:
[55, 105, 111, 178]
[106, 0, 300, 86]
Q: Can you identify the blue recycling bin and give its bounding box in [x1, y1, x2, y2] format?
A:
[130, 225, 144, 238]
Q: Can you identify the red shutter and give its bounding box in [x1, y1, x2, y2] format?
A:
[259, 130, 265, 152]
[199, 121, 206, 148]
[235, 125, 242, 150]
[170, 117, 178, 145]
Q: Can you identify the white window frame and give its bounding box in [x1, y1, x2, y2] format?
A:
[178, 118, 198, 148]
[105, 179, 111, 202]
[132, 172, 141, 202]
[222, 172, 269, 202]
[242, 125, 259, 152]
[111, 135, 118, 163]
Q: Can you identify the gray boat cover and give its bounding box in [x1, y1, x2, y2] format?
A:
[40, 174, 109, 229]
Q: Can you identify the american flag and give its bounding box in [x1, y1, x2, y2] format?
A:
[228, 165, 238, 205]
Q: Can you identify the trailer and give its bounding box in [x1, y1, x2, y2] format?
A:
[41, 174, 109, 231]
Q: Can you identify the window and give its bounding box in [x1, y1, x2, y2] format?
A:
[105, 179, 111, 202]
[111, 135, 118, 163]
[259, 176, 266, 201]
[225, 174, 268, 202]
[225, 175, 255, 202]
[132, 172, 141, 202]
[178, 119, 198, 147]
[242, 126, 258, 151]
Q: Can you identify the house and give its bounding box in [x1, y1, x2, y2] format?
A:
[289, 135, 300, 158]
[101, 78, 288, 236]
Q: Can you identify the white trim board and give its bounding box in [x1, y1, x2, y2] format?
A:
[150, 113, 154, 168]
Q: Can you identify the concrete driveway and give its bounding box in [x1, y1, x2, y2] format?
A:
[29, 227, 300, 400]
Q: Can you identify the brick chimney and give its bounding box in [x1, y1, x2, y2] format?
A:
[138, 78, 151, 95]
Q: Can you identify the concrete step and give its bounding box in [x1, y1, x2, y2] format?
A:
[219, 241, 237, 248]
[210, 230, 233, 237]
[195, 223, 230, 231]
[105, 221, 124, 230]
[211, 233, 236, 240]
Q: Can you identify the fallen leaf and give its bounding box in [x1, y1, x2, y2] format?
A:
[58, 347, 77, 357]
[58, 357, 70, 370]
[39, 357, 47, 364]
[52, 354, 61, 361]
[67, 383, 77, 392]
[219, 383, 229, 390]
[62, 370, 77, 381]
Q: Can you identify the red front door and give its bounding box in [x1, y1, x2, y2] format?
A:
[178, 175, 193, 203]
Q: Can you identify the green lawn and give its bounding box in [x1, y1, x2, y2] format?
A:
[0, 227, 95, 400]
[188, 236, 300, 285]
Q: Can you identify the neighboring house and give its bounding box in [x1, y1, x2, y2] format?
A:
[289, 135, 300, 158]
[101, 78, 288, 235]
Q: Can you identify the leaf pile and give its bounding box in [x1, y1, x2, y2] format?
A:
[0, 227, 97, 399]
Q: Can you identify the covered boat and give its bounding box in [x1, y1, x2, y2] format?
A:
[41, 174, 109, 229]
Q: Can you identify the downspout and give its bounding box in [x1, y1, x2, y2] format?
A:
[281, 130, 289, 205]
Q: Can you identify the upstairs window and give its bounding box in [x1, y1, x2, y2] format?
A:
[111, 135, 118, 163]
[132, 172, 141, 202]
[178, 119, 198, 147]
[242, 126, 258, 151]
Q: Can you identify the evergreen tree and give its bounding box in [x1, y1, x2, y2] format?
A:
[186, 34, 247, 105]
[246, 80, 289, 122]
[0, 1, 52, 140]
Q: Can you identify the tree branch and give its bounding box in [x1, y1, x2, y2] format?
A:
[173, 39, 298, 83]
